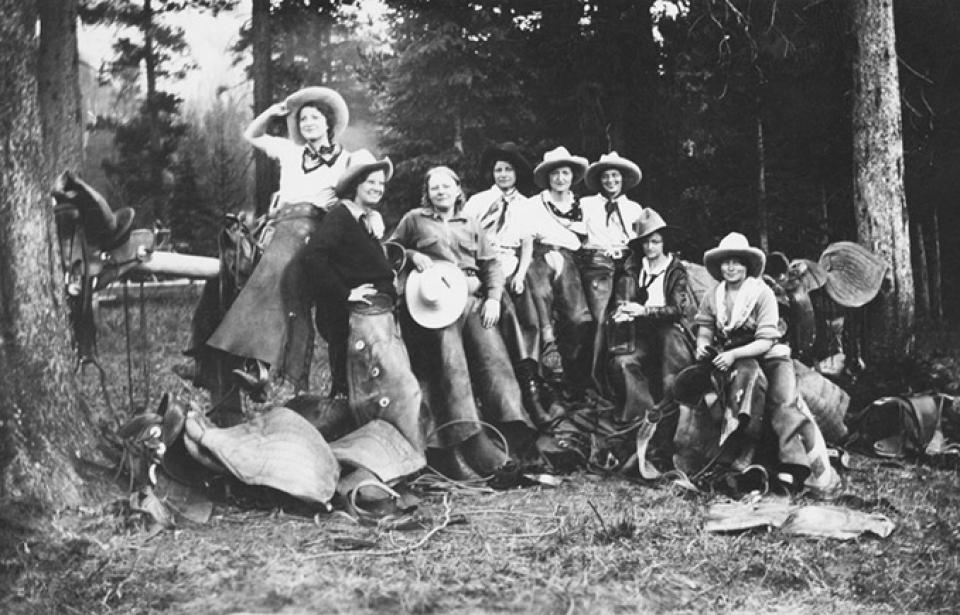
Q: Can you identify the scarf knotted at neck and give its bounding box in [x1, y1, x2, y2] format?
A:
[302, 143, 341, 173]
[605, 198, 627, 234]
[544, 195, 582, 222]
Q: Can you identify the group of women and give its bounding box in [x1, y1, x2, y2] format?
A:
[201, 86, 834, 493]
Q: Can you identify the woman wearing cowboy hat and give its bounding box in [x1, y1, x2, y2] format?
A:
[579, 152, 646, 321]
[207, 87, 351, 397]
[607, 208, 696, 424]
[302, 149, 426, 504]
[523, 146, 595, 398]
[683, 232, 835, 493]
[389, 166, 536, 483]
[462, 142, 551, 426]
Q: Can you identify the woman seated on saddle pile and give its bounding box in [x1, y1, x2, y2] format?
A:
[522, 147, 596, 401]
[461, 142, 553, 427]
[389, 166, 538, 485]
[207, 87, 351, 400]
[606, 209, 696, 428]
[672, 233, 838, 495]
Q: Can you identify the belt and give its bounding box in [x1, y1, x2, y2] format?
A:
[270, 202, 325, 223]
[581, 247, 631, 261]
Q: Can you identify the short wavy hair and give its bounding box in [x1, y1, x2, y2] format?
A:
[420, 165, 465, 211]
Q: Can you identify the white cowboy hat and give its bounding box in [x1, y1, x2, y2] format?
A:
[532, 146, 588, 189]
[334, 149, 394, 197]
[703, 232, 767, 280]
[584, 151, 643, 193]
[284, 86, 350, 144]
[405, 261, 469, 329]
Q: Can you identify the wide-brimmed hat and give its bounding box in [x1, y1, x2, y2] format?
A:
[633, 207, 671, 240]
[585, 151, 643, 193]
[703, 232, 766, 280]
[819, 241, 887, 307]
[53, 171, 136, 251]
[334, 149, 393, 197]
[480, 142, 532, 179]
[405, 261, 469, 329]
[284, 86, 349, 144]
[532, 146, 588, 189]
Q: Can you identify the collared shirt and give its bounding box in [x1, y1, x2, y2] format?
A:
[580, 193, 644, 250]
[526, 191, 585, 251]
[463, 186, 533, 276]
[640, 254, 672, 307]
[389, 206, 505, 301]
[251, 135, 348, 209]
[341, 199, 385, 239]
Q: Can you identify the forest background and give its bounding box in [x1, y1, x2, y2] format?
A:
[74, 0, 957, 323]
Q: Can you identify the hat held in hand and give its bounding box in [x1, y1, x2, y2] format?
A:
[405, 260, 469, 329]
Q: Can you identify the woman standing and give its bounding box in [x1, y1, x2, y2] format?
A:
[390, 166, 536, 482]
[207, 87, 351, 395]
[607, 209, 695, 422]
[301, 149, 423, 452]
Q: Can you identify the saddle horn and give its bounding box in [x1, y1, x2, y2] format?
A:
[53, 171, 136, 252]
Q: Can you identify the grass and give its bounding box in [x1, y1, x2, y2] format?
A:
[1, 291, 959, 613]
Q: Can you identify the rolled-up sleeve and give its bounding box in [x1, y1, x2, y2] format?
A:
[694, 290, 717, 333]
[753, 285, 782, 340]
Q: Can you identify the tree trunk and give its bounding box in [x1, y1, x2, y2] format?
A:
[38, 0, 84, 186]
[911, 220, 930, 322]
[851, 0, 914, 363]
[929, 206, 943, 322]
[0, 0, 95, 508]
[756, 94, 769, 252]
[252, 0, 276, 216]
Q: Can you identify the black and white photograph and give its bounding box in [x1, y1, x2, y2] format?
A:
[2, 0, 959, 612]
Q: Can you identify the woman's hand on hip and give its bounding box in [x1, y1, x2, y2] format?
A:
[348, 283, 377, 305]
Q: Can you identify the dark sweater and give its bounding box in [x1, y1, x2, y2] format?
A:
[302, 202, 396, 304]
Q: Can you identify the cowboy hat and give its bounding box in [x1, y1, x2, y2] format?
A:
[480, 142, 532, 179]
[334, 149, 394, 197]
[284, 86, 350, 144]
[703, 232, 766, 280]
[819, 241, 887, 307]
[585, 151, 643, 193]
[532, 146, 588, 189]
[53, 171, 136, 252]
[633, 207, 671, 240]
[405, 260, 469, 329]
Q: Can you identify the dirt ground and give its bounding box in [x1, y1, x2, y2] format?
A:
[1, 290, 959, 614]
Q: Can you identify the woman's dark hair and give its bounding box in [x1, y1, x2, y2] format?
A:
[631, 229, 672, 256]
[298, 101, 336, 143]
[337, 168, 386, 202]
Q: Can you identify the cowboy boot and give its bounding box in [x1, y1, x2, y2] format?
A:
[232, 360, 269, 402]
[517, 360, 551, 428]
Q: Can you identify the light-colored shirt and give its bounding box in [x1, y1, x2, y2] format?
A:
[252, 135, 348, 209]
[640, 255, 672, 307]
[694, 280, 790, 358]
[580, 193, 644, 250]
[527, 191, 584, 251]
[341, 199, 385, 239]
[463, 186, 532, 276]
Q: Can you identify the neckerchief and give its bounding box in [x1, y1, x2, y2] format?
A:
[715, 276, 764, 336]
[604, 197, 627, 235]
[302, 143, 342, 173]
[543, 193, 582, 222]
[481, 188, 518, 233]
